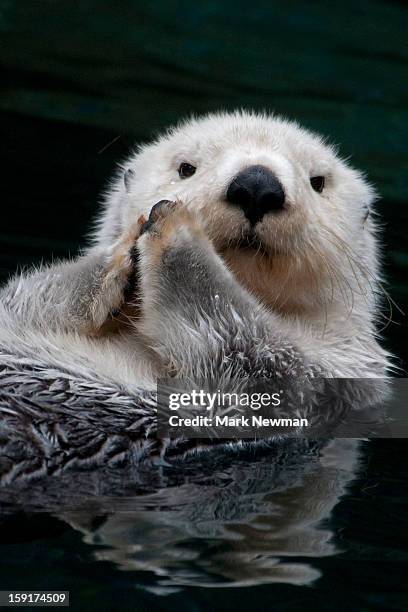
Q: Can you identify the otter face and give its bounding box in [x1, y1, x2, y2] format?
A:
[100, 112, 379, 321]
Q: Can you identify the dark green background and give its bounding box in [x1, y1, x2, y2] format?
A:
[1, 0, 407, 364]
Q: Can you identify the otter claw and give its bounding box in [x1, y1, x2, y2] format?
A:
[140, 200, 176, 234]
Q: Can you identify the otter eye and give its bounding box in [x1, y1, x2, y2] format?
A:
[178, 162, 196, 178]
[310, 176, 325, 193]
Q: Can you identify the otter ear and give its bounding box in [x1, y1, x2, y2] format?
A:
[124, 168, 135, 193]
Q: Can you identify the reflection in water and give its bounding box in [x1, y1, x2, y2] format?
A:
[0, 377, 390, 596]
[55, 439, 361, 594]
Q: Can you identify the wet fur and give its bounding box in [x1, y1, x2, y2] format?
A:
[0, 111, 391, 480]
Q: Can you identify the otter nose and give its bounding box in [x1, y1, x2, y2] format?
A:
[226, 165, 285, 225]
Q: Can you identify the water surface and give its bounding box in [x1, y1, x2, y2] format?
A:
[0, 439, 407, 610]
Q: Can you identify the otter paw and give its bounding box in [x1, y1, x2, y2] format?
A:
[140, 199, 177, 235]
[139, 199, 203, 244]
[105, 215, 146, 277]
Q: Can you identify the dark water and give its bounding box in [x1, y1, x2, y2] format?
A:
[0, 439, 407, 611]
[1, 1, 408, 609]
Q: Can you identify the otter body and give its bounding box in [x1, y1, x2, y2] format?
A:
[0, 112, 390, 480]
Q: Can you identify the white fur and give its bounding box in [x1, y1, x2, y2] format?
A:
[0, 111, 390, 384]
[95, 110, 390, 377]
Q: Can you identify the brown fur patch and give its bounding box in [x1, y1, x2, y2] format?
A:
[221, 247, 327, 317]
[92, 302, 141, 337]
[142, 201, 206, 264]
[107, 215, 146, 276]
[85, 215, 147, 337]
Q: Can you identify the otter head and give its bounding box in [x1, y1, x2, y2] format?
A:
[96, 111, 380, 328]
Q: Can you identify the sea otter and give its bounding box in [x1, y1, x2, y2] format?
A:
[0, 111, 390, 480]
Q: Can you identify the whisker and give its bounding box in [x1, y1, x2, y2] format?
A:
[319, 224, 404, 331]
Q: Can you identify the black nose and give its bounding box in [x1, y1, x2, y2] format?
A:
[226, 165, 285, 225]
